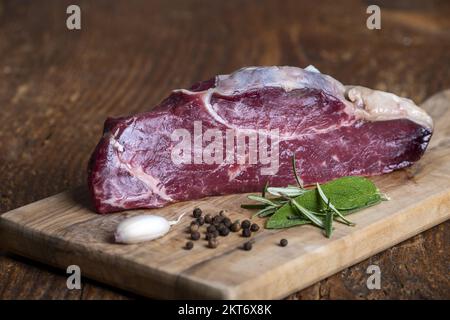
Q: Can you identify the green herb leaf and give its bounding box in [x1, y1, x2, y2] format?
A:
[324, 207, 333, 238]
[316, 183, 355, 226]
[267, 186, 306, 197]
[262, 181, 269, 198]
[292, 155, 304, 189]
[265, 204, 310, 228]
[290, 199, 325, 228]
[253, 206, 277, 218]
[240, 204, 268, 210]
[247, 195, 279, 207]
[315, 176, 382, 211]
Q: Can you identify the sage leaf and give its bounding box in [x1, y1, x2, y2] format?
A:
[290, 199, 325, 228]
[316, 176, 382, 211]
[316, 183, 355, 226]
[265, 204, 310, 229]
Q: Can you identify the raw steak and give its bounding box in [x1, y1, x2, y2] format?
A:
[88, 66, 433, 213]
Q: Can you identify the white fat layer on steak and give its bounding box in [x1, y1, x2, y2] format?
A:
[176, 66, 433, 131]
[215, 65, 345, 98]
[345, 85, 433, 130]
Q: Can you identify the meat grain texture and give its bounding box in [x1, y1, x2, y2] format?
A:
[88, 66, 433, 213]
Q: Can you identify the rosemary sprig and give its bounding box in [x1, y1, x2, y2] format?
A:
[324, 207, 334, 238]
[292, 154, 304, 189]
[316, 183, 355, 226]
[266, 186, 305, 197]
[262, 180, 269, 198]
[247, 195, 279, 207]
[290, 199, 324, 228]
[241, 204, 268, 210]
[253, 205, 278, 218]
[241, 157, 387, 238]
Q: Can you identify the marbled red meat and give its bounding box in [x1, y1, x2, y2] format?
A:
[88, 66, 433, 213]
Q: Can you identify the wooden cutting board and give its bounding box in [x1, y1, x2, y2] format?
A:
[1, 90, 449, 299]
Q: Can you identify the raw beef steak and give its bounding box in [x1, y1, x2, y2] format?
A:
[88, 66, 433, 213]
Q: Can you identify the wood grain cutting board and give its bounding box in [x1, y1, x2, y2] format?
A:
[1, 90, 449, 299]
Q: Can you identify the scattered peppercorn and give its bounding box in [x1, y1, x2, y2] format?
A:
[208, 237, 219, 248]
[250, 223, 260, 232]
[189, 223, 199, 233]
[213, 215, 223, 224]
[190, 231, 201, 240]
[193, 207, 202, 218]
[280, 239, 288, 247]
[230, 221, 241, 232]
[219, 227, 230, 236]
[204, 214, 212, 224]
[206, 225, 216, 233]
[185, 241, 194, 250]
[242, 228, 252, 238]
[223, 217, 232, 228]
[243, 241, 253, 251]
[205, 232, 216, 241]
[212, 230, 219, 237]
[196, 217, 205, 226]
[241, 220, 251, 229]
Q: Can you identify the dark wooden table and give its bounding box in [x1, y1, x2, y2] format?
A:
[0, 0, 449, 299]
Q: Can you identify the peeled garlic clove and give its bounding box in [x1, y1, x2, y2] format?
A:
[115, 215, 170, 244]
[114, 213, 186, 244]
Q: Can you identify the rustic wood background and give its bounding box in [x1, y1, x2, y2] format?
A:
[0, 0, 449, 299]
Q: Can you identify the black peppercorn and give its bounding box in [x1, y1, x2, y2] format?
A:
[193, 207, 202, 218]
[208, 237, 219, 249]
[204, 214, 212, 224]
[185, 241, 194, 250]
[189, 223, 199, 233]
[243, 241, 253, 251]
[219, 210, 226, 217]
[242, 228, 252, 238]
[250, 223, 260, 232]
[206, 225, 216, 233]
[196, 217, 205, 226]
[280, 239, 288, 247]
[217, 223, 226, 231]
[219, 227, 230, 236]
[230, 221, 241, 232]
[241, 220, 251, 229]
[205, 232, 216, 240]
[190, 231, 201, 240]
[212, 230, 219, 237]
[213, 215, 223, 224]
[223, 217, 232, 228]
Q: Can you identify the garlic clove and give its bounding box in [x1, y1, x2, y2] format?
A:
[115, 215, 171, 244]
